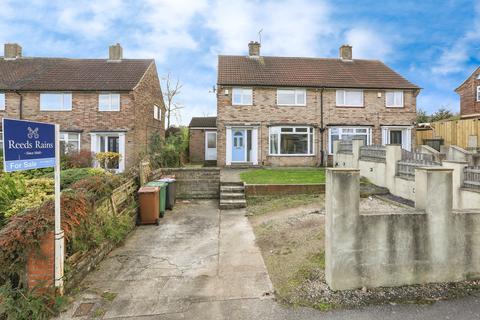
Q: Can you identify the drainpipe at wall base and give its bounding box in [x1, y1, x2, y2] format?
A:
[14, 90, 23, 119]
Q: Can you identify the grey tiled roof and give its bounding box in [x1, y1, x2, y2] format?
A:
[0, 57, 154, 91]
[189, 117, 217, 128]
[218, 55, 419, 90]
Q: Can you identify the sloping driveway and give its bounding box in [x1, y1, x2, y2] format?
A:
[60, 200, 480, 320]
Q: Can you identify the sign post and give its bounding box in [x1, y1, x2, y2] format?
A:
[2, 118, 64, 294]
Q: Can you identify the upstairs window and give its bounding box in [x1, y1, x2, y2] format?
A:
[232, 88, 252, 105]
[386, 91, 404, 108]
[40, 92, 72, 111]
[477, 86, 480, 102]
[99, 93, 120, 111]
[277, 89, 306, 106]
[154, 105, 161, 120]
[336, 89, 363, 107]
[0, 93, 5, 110]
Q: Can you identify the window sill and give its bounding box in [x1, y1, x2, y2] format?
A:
[268, 154, 316, 157]
[99, 110, 121, 112]
[40, 109, 72, 112]
[277, 104, 307, 107]
[386, 106, 404, 108]
[231, 104, 253, 107]
[336, 105, 364, 108]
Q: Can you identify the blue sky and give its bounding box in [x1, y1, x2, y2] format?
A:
[0, 0, 479, 125]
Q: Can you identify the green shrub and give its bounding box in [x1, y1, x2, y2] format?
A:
[3, 179, 54, 219]
[41, 167, 106, 189]
[0, 174, 26, 226]
[0, 282, 67, 320]
[149, 127, 188, 168]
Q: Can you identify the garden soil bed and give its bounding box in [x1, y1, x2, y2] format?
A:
[248, 195, 480, 311]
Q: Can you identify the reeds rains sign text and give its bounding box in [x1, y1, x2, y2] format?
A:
[2, 118, 56, 172]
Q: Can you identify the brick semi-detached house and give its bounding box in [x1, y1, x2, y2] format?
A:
[191, 42, 420, 167]
[0, 43, 165, 172]
[455, 66, 480, 118]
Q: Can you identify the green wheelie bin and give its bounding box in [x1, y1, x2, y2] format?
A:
[145, 181, 167, 217]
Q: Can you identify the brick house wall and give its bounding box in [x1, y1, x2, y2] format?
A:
[0, 64, 165, 169]
[456, 68, 480, 118]
[216, 86, 417, 167]
[189, 129, 206, 163]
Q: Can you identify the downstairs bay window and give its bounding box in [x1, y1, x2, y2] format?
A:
[328, 127, 372, 154]
[269, 126, 314, 156]
[59, 132, 81, 154]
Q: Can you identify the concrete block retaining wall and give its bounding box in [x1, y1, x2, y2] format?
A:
[326, 168, 480, 291]
[334, 142, 480, 209]
[152, 167, 220, 199]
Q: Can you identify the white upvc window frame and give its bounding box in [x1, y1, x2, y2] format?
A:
[477, 86, 480, 102]
[232, 87, 253, 106]
[0, 93, 5, 110]
[59, 132, 81, 154]
[90, 131, 126, 173]
[276, 88, 306, 106]
[336, 89, 364, 107]
[153, 105, 161, 120]
[269, 126, 315, 156]
[328, 127, 372, 154]
[98, 93, 120, 111]
[386, 90, 404, 108]
[40, 92, 72, 111]
[0, 131, 3, 150]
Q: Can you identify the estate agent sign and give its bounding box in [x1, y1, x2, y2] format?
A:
[2, 118, 56, 172]
[2, 118, 64, 293]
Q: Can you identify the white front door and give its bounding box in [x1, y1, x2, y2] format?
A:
[381, 126, 412, 151]
[205, 131, 217, 161]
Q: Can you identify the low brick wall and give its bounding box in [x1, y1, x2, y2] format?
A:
[245, 183, 325, 196]
[152, 167, 220, 199]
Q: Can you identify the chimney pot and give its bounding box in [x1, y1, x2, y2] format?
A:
[4, 43, 22, 60]
[339, 44, 352, 60]
[109, 43, 123, 61]
[248, 41, 261, 57]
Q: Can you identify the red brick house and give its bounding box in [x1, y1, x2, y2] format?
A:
[213, 42, 419, 167]
[0, 43, 165, 172]
[188, 117, 217, 164]
[455, 66, 480, 118]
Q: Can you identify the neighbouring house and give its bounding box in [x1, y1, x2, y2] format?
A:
[0, 43, 165, 172]
[214, 41, 420, 167]
[455, 66, 480, 118]
[188, 116, 217, 164]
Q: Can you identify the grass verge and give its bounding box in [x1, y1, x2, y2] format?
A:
[240, 168, 325, 184]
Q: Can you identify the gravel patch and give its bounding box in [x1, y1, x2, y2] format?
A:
[249, 196, 480, 311]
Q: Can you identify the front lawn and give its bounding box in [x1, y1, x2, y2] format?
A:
[240, 168, 325, 184]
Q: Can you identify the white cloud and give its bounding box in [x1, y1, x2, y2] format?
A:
[206, 0, 335, 57]
[344, 27, 395, 61]
[431, 2, 480, 75]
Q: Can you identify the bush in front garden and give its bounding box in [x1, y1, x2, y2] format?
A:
[61, 150, 94, 169]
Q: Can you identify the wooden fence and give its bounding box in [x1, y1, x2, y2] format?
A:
[338, 140, 353, 154]
[416, 118, 480, 150]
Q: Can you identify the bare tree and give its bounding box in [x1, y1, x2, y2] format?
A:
[162, 73, 184, 129]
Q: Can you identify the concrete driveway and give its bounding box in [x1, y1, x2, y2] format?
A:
[60, 200, 480, 320]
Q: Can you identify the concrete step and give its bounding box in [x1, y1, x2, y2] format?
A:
[220, 181, 245, 187]
[219, 199, 247, 210]
[220, 192, 245, 200]
[220, 185, 245, 193]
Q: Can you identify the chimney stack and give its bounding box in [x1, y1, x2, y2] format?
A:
[339, 44, 352, 60]
[248, 41, 261, 57]
[109, 43, 123, 61]
[4, 43, 22, 60]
